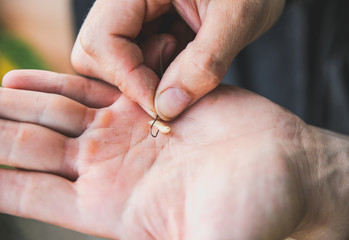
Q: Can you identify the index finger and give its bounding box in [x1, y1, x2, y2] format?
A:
[74, 0, 172, 116]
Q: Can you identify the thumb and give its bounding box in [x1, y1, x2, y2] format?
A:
[155, 40, 229, 121]
[155, 0, 285, 121]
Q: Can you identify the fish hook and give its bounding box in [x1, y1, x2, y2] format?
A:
[150, 115, 160, 138]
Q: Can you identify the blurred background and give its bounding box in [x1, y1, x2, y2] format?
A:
[0, 0, 75, 83]
[0, 0, 107, 239]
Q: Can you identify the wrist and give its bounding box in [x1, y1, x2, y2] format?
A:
[293, 126, 349, 239]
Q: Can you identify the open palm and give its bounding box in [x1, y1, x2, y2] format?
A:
[0, 70, 306, 240]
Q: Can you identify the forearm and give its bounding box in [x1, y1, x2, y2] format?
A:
[293, 126, 349, 239]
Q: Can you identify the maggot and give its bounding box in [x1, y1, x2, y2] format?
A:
[148, 117, 171, 136]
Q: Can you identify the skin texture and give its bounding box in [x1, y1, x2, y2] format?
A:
[71, 0, 286, 120]
[0, 70, 348, 239]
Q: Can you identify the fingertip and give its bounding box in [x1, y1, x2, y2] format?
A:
[1, 70, 23, 88]
[161, 39, 177, 69]
[140, 104, 157, 119]
[118, 64, 160, 117]
[154, 44, 227, 121]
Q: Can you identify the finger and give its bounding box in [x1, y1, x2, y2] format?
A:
[0, 119, 77, 179]
[155, 0, 285, 120]
[141, 34, 177, 76]
[0, 88, 95, 137]
[71, 0, 172, 117]
[71, 36, 107, 81]
[0, 169, 81, 231]
[2, 70, 120, 108]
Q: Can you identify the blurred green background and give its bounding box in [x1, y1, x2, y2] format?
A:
[0, 30, 48, 83]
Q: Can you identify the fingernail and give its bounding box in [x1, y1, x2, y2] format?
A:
[157, 88, 191, 119]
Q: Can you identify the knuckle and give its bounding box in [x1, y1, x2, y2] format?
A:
[78, 24, 100, 59]
[192, 50, 228, 87]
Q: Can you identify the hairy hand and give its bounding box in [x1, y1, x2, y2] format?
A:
[0, 70, 307, 239]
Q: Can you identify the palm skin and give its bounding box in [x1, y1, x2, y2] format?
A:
[0, 70, 307, 240]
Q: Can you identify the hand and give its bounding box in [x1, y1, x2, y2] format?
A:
[71, 0, 286, 120]
[1, 70, 348, 239]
